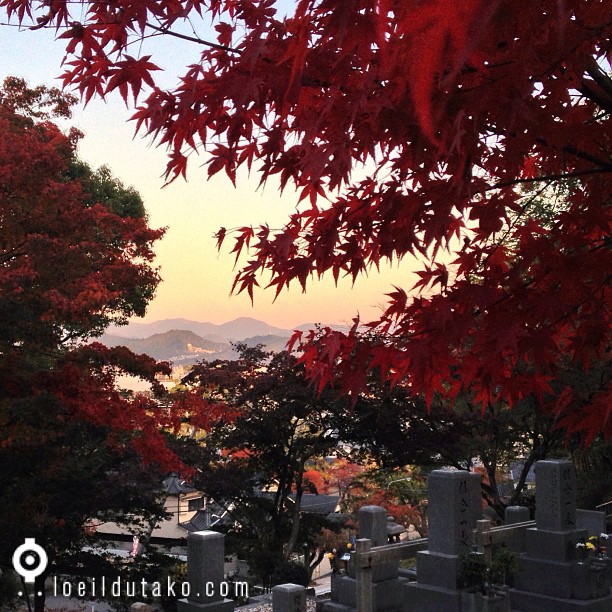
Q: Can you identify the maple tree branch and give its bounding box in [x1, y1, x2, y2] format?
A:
[0, 241, 28, 264]
[482, 271, 610, 344]
[579, 79, 612, 115]
[145, 23, 240, 54]
[585, 58, 612, 101]
[60, 330, 90, 345]
[489, 167, 612, 191]
[481, 182, 550, 269]
[562, 145, 612, 171]
[375, 241, 610, 348]
[588, 110, 611, 124]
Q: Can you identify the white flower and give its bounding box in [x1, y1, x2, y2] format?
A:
[576, 542, 586, 548]
[600, 533, 609, 540]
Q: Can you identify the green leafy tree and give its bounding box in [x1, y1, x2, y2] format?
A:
[182, 345, 348, 586]
[332, 371, 564, 519]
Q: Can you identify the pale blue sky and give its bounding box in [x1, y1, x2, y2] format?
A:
[0, 13, 419, 329]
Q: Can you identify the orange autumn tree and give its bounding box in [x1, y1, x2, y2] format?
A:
[2, 2, 610, 437]
[345, 468, 429, 538]
[304, 457, 366, 508]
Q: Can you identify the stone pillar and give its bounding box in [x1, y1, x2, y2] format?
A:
[521, 460, 579, 564]
[359, 505, 388, 547]
[177, 531, 234, 612]
[404, 470, 482, 612]
[510, 460, 612, 611]
[427, 470, 481, 556]
[272, 584, 306, 612]
[505, 505, 531, 553]
[353, 506, 398, 582]
[535, 460, 577, 531]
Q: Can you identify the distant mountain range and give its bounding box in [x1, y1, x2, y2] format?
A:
[100, 317, 342, 365]
[106, 316, 293, 341]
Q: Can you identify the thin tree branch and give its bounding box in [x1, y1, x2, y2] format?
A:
[489, 167, 611, 191]
[563, 144, 612, 171]
[580, 79, 612, 114]
[585, 58, 612, 102]
[145, 23, 240, 54]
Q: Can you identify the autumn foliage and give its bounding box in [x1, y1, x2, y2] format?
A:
[0, 83, 161, 342]
[0, 79, 179, 611]
[2, 1, 610, 438]
[0, 77, 184, 463]
[0, 81, 238, 603]
[1, 78, 244, 494]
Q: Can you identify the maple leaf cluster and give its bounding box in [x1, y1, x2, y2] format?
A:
[3, 2, 611, 438]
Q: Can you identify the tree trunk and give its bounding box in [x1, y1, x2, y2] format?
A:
[285, 461, 305, 558]
[308, 548, 327, 582]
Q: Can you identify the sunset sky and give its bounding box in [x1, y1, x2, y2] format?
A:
[0, 17, 421, 330]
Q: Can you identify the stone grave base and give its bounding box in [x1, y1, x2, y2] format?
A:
[524, 528, 586, 562]
[177, 598, 235, 612]
[509, 589, 612, 612]
[321, 574, 409, 611]
[415, 550, 464, 590]
[514, 557, 610, 600]
[514, 557, 575, 599]
[403, 581, 463, 612]
[461, 590, 509, 612]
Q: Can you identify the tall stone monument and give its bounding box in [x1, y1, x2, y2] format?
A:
[404, 469, 482, 611]
[510, 460, 612, 611]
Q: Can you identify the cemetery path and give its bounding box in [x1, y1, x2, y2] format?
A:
[313, 572, 332, 596]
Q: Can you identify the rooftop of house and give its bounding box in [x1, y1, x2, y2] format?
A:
[162, 473, 196, 496]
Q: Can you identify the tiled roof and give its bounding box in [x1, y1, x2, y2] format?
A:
[162, 473, 195, 495]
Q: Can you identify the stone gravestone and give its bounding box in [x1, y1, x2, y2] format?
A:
[356, 506, 397, 582]
[577, 509, 607, 539]
[272, 583, 307, 612]
[504, 505, 530, 553]
[404, 469, 482, 612]
[535, 460, 576, 531]
[505, 505, 530, 524]
[322, 505, 410, 611]
[510, 460, 612, 611]
[177, 530, 234, 612]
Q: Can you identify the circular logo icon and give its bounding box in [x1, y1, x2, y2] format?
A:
[12, 539, 48, 584]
